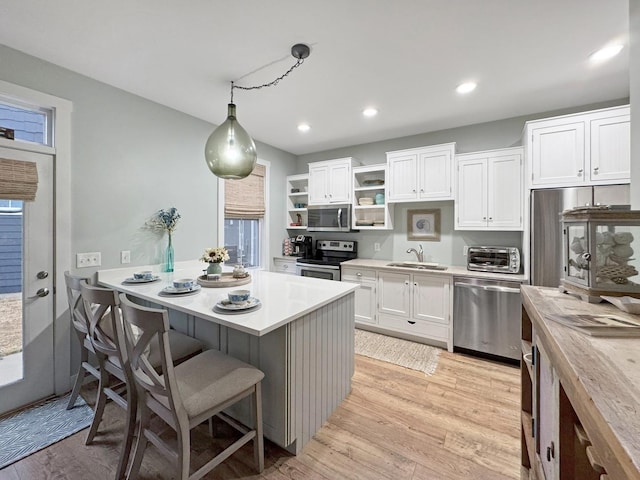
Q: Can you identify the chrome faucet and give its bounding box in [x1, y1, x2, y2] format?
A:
[406, 244, 424, 262]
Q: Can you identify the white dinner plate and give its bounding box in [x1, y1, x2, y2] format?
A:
[214, 297, 261, 312]
[158, 284, 202, 296]
[122, 276, 160, 284]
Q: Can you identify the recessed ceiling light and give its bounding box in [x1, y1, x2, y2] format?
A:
[297, 123, 311, 132]
[589, 44, 624, 63]
[363, 107, 378, 117]
[456, 82, 477, 94]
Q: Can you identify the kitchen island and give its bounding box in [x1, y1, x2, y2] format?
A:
[98, 261, 358, 454]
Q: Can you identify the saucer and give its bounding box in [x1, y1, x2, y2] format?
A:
[159, 284, 202, 296]
[214, 297, 261, 312]
[123, 276, 160, 284]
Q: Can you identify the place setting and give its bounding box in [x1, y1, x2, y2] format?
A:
[122, 270, 160, 284]
[158, 278, 202, 297]
[213, 289, 261, 314]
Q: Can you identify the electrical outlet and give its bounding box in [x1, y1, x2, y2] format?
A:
[76, 252, 101, 268]
[463, 246, 469, 256]
[121, 250, 131, 264]
[374, 242, 381, 252]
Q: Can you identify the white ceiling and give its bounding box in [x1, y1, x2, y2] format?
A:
[0, 1, 630, 155]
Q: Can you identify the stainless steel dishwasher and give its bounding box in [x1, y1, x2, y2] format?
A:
[453, 277, 521, 362]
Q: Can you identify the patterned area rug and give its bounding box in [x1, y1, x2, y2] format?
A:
[0, 394, 93, 469]
[354, 329, 442, 375]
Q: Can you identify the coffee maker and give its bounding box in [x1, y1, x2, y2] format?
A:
[291, 235, 313, 258]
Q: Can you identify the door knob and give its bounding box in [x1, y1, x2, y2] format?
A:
[36, 287, 50, 297]
[37, 270, 49, 279]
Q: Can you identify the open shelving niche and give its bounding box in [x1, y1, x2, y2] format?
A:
[286, 174, 308, 230]
[352, 164, 393, 230]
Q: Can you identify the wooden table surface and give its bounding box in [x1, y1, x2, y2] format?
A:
[521, 285, 640, 480]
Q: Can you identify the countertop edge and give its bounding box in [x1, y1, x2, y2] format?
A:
[341, 258, 528, 283]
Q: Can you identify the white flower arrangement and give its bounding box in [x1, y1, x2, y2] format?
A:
[200, 247, 230, 264]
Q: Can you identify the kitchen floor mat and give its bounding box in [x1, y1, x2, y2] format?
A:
[0, 393, 93, 469]
[354, 329, 441, 375]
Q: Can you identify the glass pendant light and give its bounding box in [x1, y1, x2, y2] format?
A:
[204, 103, 256, 179]
[205, 44, 310, 180]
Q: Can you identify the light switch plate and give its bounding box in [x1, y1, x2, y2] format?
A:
[76, 252, 101, 268]
[121, 250, 131, 264]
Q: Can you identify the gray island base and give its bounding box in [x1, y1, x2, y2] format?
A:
[98, 262, 357, 454]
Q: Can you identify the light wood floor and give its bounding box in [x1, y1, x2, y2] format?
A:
[0, 351, 521, 480]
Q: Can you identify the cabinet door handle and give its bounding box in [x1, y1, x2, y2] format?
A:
[412, 189, 416, 193]
[578, 168, 583, 177]
[489, 217, 493, 221]
[483, 216, 487, 220]
[420, 188, 424, 193]
[546, 441, 555, 461]
[283, 264, 288, 269]
[593, 166, 599, 174]
[356, 272, 362, 277]
[404, 281, 410, 286]
[414, 282, 418, 287]
[407, 321, 416, 325]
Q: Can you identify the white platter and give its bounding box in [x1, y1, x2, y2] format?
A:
[214, 297, 261, 312]
[158, 284, 202, 296]
[122, 276, 160, 284]
[601, 295, 640, 314]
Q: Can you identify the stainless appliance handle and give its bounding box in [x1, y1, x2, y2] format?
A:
[298, 263, 340, 270]
[454, 281, 520, 294]
[337, 208, 342, 230]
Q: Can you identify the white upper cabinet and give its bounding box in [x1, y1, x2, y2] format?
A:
[526, 105, 630, 188]
[590, 112, 630, 183]
[308, 157, 358, 205]
[455, 147, 523, 231]
[386, 143, 455, 202]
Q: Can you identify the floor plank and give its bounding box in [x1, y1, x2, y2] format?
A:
[0, 351, 520, 480]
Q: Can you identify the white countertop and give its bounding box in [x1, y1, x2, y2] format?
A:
[98, 261, 358, 337]
[341, 258, 528, 283]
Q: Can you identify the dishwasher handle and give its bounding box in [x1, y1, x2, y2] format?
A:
[454, 281, 521, 294]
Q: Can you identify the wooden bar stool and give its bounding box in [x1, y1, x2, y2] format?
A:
[119, 293, 265, 480]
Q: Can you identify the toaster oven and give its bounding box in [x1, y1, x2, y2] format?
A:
[467, 246, 521, 274]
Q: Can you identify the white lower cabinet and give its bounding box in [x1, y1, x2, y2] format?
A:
[341, 267, 377, 324]
[273, 257, 298, 275]
[377, 271, 452, 349]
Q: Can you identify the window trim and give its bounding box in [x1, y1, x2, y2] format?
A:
[217, 158, 270, 270]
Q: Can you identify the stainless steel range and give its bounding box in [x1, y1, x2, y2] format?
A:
[296, 240, 357, 281]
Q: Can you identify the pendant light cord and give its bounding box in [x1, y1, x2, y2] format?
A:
[230, 55, 306, 103]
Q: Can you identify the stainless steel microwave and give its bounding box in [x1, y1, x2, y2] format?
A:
[307, 205, 352, 232]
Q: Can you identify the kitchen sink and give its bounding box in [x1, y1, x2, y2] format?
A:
[386, 262, 448, 271]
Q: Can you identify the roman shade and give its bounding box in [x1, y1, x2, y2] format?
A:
[0, 158, 38, 201]
[224, 163, 265, 218]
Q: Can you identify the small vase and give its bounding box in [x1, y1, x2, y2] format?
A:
[164, 233, 174, 273]
[207, 262, 222, 275]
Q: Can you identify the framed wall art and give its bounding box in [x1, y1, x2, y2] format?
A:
[407, 209, 440, 241]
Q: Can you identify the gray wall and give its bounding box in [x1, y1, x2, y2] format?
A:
[296, 99, 628, 266]
[631, 0, 640, 207]
[0, 44, 297, 273]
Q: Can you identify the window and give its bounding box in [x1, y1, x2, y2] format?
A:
[0, 101, 52, 146]
[220, 162, 269, 269]
[0, 200, 23, 213]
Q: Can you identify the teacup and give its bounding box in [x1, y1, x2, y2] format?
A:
[228, 289, 251, 304]
[133, 271, 153, 280]
[173, 278, 194, 290]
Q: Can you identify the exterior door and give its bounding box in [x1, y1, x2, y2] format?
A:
[0, 146, 54, 415]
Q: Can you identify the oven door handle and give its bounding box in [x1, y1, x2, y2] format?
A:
[298, 264, 340, 270]
[454, 282, 520, 294]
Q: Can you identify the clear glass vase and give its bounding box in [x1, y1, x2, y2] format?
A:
[164, 233, 174, 272]
[207, 262, 222, 275]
